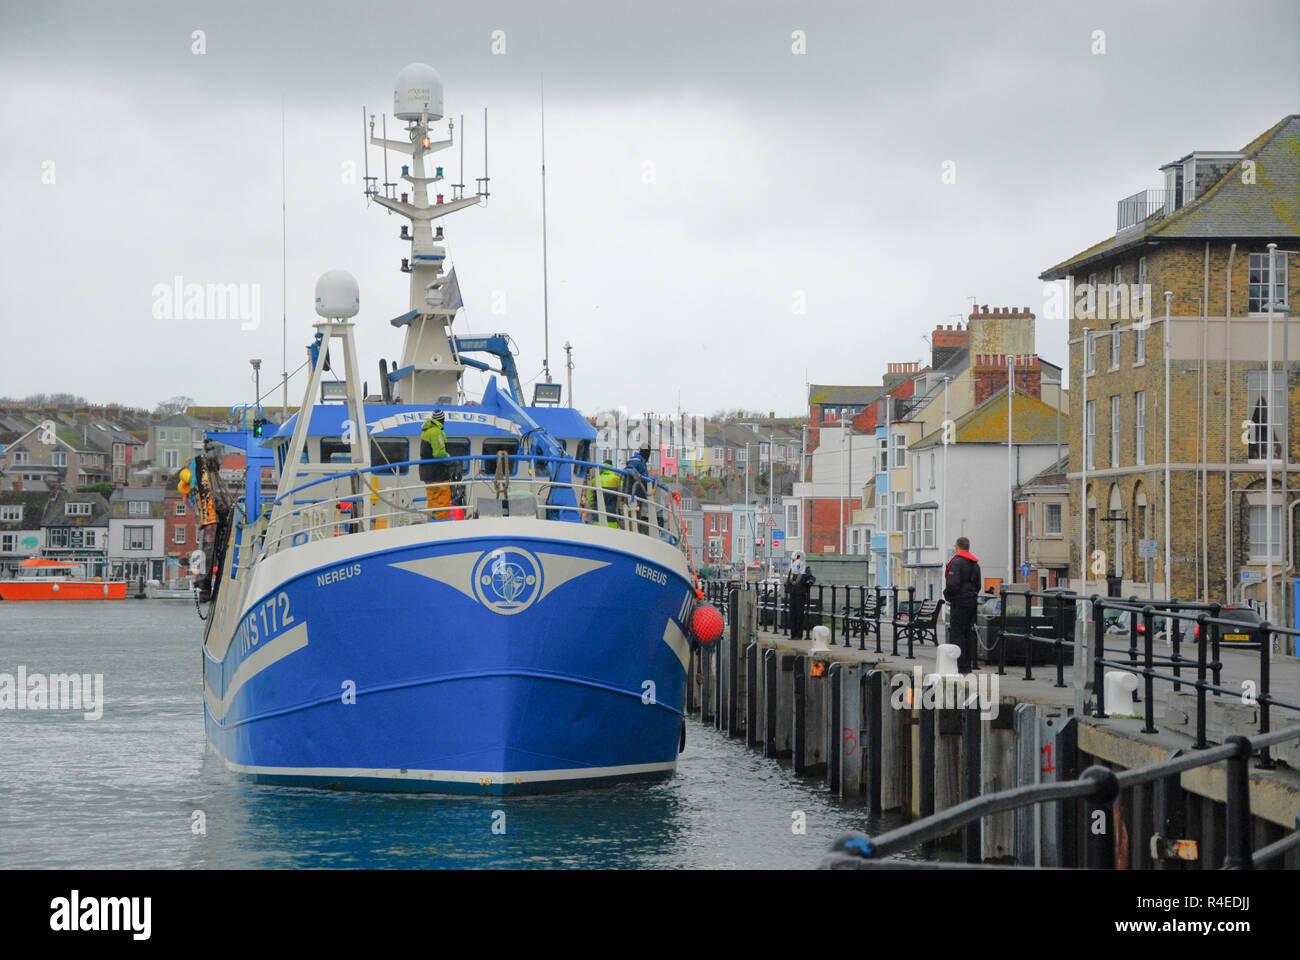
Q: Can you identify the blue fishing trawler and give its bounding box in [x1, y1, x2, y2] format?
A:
[194, 65, 702, 793]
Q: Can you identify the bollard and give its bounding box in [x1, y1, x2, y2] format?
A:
[936, 643, 961, 676]
[810, 624, 831, 653]
[1104, 671, 1140, 717]
[1194, 613, 1209, 749]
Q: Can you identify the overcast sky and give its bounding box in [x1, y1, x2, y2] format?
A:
[2, 1, 1297, 418]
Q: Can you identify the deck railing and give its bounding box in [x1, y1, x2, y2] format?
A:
[253, 455, 690, 563]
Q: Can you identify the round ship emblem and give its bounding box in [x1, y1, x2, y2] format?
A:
[473, 548, 543, 615]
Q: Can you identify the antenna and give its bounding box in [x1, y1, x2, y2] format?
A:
[281, 98, 288, 421]
[361, 106, 375, 199]
[475, 107, 490, 199]
[454, 112, 465, 200]
[541, 83, 551, 384]
[381, 113, 393, 205]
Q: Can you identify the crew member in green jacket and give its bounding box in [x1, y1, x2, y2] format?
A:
[420, 410, 452, 520]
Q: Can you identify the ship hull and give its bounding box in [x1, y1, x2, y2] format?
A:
[202, 519, 695, 794]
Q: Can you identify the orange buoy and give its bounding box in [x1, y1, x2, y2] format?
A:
[691, 603, 724, 644]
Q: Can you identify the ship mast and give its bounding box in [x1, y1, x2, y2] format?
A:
[364, 63, 489, 405]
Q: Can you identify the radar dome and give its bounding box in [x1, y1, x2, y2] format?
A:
[394, 63, 444, 122]
[315, 269, 360, 319]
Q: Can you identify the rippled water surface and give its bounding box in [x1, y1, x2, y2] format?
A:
[0, 601, 938, 868]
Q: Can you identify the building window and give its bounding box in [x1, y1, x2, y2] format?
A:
[0, 533, 15, 553]
[52, 451, 67, 467]
[128, 500, 149, 516]
[736, 536, 747, 558]
[1183, 160, 1196, 203]
[1247, 369, 1285, 462]
[1249, 504, 1283, 561]
[0, 505, 21, 522]
[1109, 323, 1120, 369]
[877, 435, 888, 471]
[65, 502, 92, 516]
[786, 504, 800, 539]
[164, 449, 180, 469]
[1110, 396, 1120, 468]
[721, 515, 728, 532]
[12, 451, 28, 465]
[1110, 265, 1122, 311]
[125, 526, 153, 551]
[1085, 400, 1096, 470]
[893, 491, 908, 531]
[1135, 391, 1146, 466]
[1087, 273, 1097, 317]
[892, 433, 906, 468]
[1248, 252, 1289, 314]
[173, 527, 186, 545]
[1136, 257, 1148, 318]
[922, 510, 935, 548]
[1084, 330, 1096, 376]
[1135, 320, 1146, 365]
[929, 452, 935, 488]
[905, 513, 918, 550]
[1045, 503, 1063, 536]
[175, 502, 186, 516]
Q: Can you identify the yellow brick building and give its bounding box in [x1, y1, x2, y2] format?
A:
[1040, 115, 1300, 618]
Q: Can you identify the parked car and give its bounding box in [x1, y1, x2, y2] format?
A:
[1104, 610, 1190, 646]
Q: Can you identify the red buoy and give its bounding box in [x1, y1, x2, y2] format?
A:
[691, 603, 724, 644]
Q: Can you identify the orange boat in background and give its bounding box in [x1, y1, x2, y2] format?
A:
[0, 558, 127, 601]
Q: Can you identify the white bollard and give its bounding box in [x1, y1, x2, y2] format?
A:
[1104, 671, 1140, 717]
[935, 643, 962, 676]
[810, 625, 831, 653]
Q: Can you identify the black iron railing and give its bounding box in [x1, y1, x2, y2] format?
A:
[822, 722, 1300, 869]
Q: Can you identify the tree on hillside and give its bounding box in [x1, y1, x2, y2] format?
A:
[154, 395, 195, 417]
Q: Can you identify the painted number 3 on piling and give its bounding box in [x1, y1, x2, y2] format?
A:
[843, 727, 858, 758]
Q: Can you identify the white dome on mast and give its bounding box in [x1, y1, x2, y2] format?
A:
[315, 269, 360, 319]
[394, 63, 444, 122]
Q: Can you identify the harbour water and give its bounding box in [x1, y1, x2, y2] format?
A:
[0, 602, 940, 869]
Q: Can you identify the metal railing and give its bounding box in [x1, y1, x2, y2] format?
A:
[822, 722, 1300, 869]
[1116, 188, 1171, 233]
[255, 455, 690, 562]
[993, 588, 1300, 757]
[702, 580, 948, 659]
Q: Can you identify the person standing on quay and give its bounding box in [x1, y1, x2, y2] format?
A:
[786, 551, 815, 641]
[943, 536, 982, 673]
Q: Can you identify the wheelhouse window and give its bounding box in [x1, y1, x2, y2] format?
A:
[370, 437, 412, 475]
[479, 438, 519, 476]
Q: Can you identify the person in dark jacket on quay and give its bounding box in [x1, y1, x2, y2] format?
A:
[943, 537, 982, 673]
[786, 551, 815, 641]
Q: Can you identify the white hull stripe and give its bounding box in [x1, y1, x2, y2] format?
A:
[205, 622, 310, 722]
[662, 619, 690, 672]
[220, 756, 676, 784]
